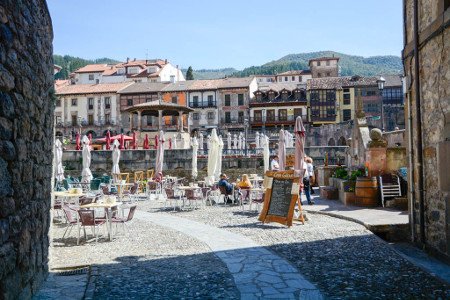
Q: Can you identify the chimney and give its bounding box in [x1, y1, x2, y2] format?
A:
[133, 58, 136, 61]
[165, 59, 168, 64]
[126, 57, 129, 63]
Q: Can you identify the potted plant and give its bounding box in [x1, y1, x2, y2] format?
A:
[343, 180, 356, 205]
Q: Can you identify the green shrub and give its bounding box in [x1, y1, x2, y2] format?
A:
[333, 167, 348, 179]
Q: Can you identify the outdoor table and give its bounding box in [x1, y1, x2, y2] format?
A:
[53, 191, 86, 205]
[80, 201, 122, 242]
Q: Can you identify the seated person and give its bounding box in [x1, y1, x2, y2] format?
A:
[236, 174, 252, 189]
[270, 155, 280, 171]
[218, 173, 233, 195]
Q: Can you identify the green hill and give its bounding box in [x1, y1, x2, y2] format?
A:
[53, 55, 120, 80]
[233, 51, 403, 77]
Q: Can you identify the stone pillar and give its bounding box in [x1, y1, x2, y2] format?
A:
[178, 111, 184, 132]
[137, 111, 142, 131]
[0, 1, 54, 298]
[158, 110, 163, 130]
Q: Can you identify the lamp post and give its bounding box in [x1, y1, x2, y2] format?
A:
[377, 76, 386, 131]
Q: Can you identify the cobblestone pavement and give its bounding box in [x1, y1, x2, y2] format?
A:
[136, 211, 321, 299]
[50, 214, 239, 299]
[140, 201, 450, 299]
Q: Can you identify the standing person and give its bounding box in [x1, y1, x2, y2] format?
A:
[308, 157, 316, 194]
[303, 157, 314, 205]
[270, 155, 280, 171]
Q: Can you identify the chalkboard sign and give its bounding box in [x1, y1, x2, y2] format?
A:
[267, 179, 293, 217]
[258, 170, 304, 227]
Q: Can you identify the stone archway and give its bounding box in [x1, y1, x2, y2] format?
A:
[328, 138, 336, 146]
[338, 136, 347, 146]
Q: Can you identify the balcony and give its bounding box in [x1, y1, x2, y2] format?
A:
[250, 115, 306, 125]
[310, 115, 336, 122]
[189, 100, 217, 108]
[221, 117, 245, 125]
[250, 98, 307, 106]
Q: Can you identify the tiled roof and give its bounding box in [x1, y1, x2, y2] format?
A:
[382, 74, 403, 88]
[55, 82, 133, 95]
[118, 82, 169, 94]
[218, 77, 255, 89]
[115, 59, 167, 68]
[74, 64, 111, 73]
[307, 76, 379, 90]
[54, 79, 70, 88]
[277, 70, 311, 76]
[161, 81, 196, 92]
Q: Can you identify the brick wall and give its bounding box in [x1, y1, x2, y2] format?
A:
[0, 1, 54, 298]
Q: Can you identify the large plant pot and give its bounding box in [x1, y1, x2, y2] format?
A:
[354, 177, 379, 207]
[343, 192, 356, 206]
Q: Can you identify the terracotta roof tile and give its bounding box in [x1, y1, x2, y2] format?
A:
[74, 64, 112, 73]
[307, 76, 378, 90]
[277, 70, 311, 76]
[55, 82, 133, 95]
[118, 82, 169, 94]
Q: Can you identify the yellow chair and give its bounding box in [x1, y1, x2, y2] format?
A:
[134, 171, 144, 193]
[119, 173, 130, 183]
[146, 169, 154, 180]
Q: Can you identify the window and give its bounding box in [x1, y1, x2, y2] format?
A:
[224, 94, 231, 106]
[299, 76, 302, 82]
[268, 91, 276, 101]
[88, 98, 94, 110]
[343, 88, 349, 93]
[225, 112, 231, 123]
[366, 90, 377, 96]
[326, 72, 331, 77]
[71, 98, 77, 106]
[267, 109, 275, 121]
[294, 108, 302, 117]
[127, 99, 133, 106]
[281, 91, 289, 101]
[326, 60, 330, 66]
[193, 113, 199, 120]
[292, 76, 295, 81]
[254, 110, 262, 122]
[207, 95, 214, 106]
[55, 116, 62, 124]
[88, 114, 94, 125]
[56, 99, 61, 107]
[146, 116, 153, 125]
[238, 111, 244, 122]
[279, 109, 287, 121]
[71, 115, 78, 125]
[343, 109, 352, 121]
[208, 112, 214, 120]
[278, 77, 282, 82]
[318, 73, 322, 78]
[255, 93, 262, 102]
[237, 94, 244, 106]
[192, 96, 199, 107]
[88, 74, 94, 80]
[105, 97, 111, 109]
[284, 77, 288, 82]
[172, 96, 178, 104]
[317, 61, 321, 66]
[343, 93, 351, 105]
[105, 114, 110, 124]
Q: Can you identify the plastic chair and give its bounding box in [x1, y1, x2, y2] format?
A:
[77, 209, 106, 245]
[90, 178, 102, 193]
[111, 205, 137, 235]
[184, 188, 203, 209]
[249, 190, 265, 212]
[62, 204, 78, 238]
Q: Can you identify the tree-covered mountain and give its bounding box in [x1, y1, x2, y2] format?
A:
[181, 68, 237, 80]
[53, 55, 120, 80]
[232, 51, 403, 77]
[53, 51, 403, 81]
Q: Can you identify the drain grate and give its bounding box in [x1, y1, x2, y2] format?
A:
[53, 266, 89, 276]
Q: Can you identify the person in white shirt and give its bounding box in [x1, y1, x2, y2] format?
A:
[303, 156, 314, 204]
[270, 155, 280, 171]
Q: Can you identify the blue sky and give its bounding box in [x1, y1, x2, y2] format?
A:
[47, 0, 403, 70]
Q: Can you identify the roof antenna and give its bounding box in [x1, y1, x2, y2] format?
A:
[145, 49, 148, 60]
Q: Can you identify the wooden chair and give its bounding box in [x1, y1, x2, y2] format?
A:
[146, 169, 154, 180]
[134, 171, 144, 193]
[118, 173, 130, 183]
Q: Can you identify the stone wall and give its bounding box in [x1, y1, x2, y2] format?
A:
[403, 0, 450, 258]
[0, 1, 54, 299]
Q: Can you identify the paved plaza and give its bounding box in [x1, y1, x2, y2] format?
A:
[46, 196, 450, 299]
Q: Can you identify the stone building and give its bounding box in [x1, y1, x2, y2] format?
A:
[309, 56, 340, 78]
[403, 0, 450, 258]
[0, 1, 54, 298]
[54, 82, 132, 138]
[275, 70, 312, 83]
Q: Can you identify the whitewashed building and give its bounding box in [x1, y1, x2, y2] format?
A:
[275, 70, 312, 83]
